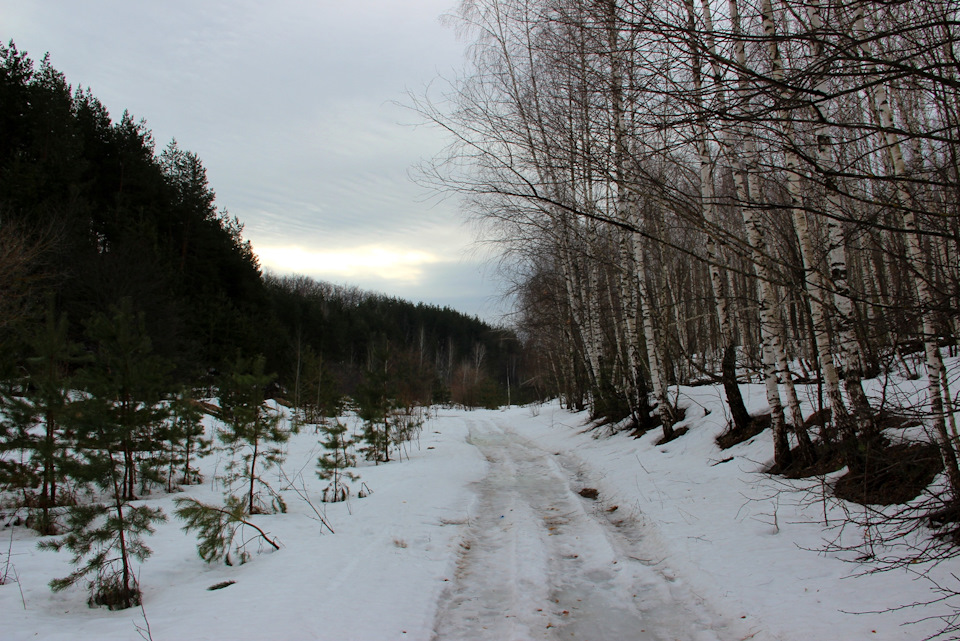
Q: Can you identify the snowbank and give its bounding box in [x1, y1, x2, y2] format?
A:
[2, 381, 958, 640]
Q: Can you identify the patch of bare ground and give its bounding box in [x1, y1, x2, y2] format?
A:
[637, 406, 687, 445]
[720, 407, 941, 505]
[770, 441, 846, 478]
[833, 442, 942, 505]
[773, 410, 942, 505]
[604, 406, 684, 440]
[830, 411, 942, 505]
[716, 412, 770, 450]
[655, 425, 689, 446]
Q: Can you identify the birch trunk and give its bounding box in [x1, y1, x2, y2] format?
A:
[852, 2, 960, 497]
[617, 230, 647, 424]
[684, 0, 751, 433]
[705, 0, 808, 465]
[559, 217, 600, 394]
[804, 0, 876, 437]
[760, 0, 852, 450]
[604, 0, 669, 435]
[631, 219, 675, 440]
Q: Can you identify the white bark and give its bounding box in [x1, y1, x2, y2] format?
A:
[701, 0, 798, 462]
[804, 0, 874, 428]
[760, 0, 850, 441]
[559, 219, 600, 391]
[852, 1, 960, 492]
[684, 0, 751, 432]
[632, 222, 673, 434]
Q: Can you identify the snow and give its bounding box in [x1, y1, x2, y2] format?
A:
[3, 378, 960, 640]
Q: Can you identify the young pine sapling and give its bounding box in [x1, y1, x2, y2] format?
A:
[217, 354, 288, 514]
[316, 419, 358, 503]
[40, 300, 168, 610]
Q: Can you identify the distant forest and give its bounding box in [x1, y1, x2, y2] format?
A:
[0, 42, 531, 409]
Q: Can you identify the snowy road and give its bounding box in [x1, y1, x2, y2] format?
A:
[432, 417, 737, 641]
[8, 399, 932, 640]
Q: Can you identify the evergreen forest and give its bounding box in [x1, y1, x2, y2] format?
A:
[0, 42, 524, 412]
[0, 45, 527, 606]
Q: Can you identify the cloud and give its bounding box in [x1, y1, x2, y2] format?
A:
[0, 0, 502, 320]
[255, 244, 442, 283]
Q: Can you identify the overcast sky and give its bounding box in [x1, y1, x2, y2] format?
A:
[1, 1, 508, 320]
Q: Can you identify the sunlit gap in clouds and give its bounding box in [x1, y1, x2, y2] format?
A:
[254, 244, 443, 282]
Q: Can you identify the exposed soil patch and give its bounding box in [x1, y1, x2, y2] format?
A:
[771, 411, 927, 482]
[771, 441, 847, 478]
[192, 399, 222, 418]
[637, 406, 689, 444]
[803, 408, 830, 429]
[799, 407, 837, 442]
[716, 413, 770, 450]
[578, 488, 599, 500]
[629, 406, 687, 439]
[833, 442, 942, 505]
[929, 503, 960, 542]
[656, 425, 689, 446]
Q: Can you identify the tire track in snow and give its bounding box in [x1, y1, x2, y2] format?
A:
[431, 417, 742, 641]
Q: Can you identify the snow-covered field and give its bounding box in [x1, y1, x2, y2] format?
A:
[3, 377, 959, 640]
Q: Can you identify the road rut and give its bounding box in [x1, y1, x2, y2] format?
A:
[431, 417, 737, 641]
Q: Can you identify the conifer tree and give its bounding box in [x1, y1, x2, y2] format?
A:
[314, 357, 344, 424]
[40, 299, 168, 609]
[38, 495, 165, 609]
[316, 419, 358, 503]
[0, 299, 85, 533]
[173, 495, 280, 566]
[77, 298, 171, 499]
[295, 347, 343, 426]
[217, 354, 288, 514]
[158, 387, 211, 492]
[355, 358, 394, 464]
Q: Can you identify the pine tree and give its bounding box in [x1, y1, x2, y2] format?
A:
[40, 298, 170, 609]
[316, 419, 358, 502]
[157, 387, 211, 492]
[38, 495, 165, 609]
[173, 495, 279, 566]
[217, 354, 288, 514]
[0, 299, 86, 533]
[295, 347, 343, 426]
[355, 356, 394, 464]
[77, 298, 171, 499]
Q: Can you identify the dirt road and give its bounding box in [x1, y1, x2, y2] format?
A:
[431, 417, 741, 641]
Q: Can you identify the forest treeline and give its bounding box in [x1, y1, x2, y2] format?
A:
[417, 0, 959, 509]
[0, 41, 526, 410]
[0, 39, 535, 608]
